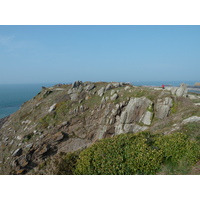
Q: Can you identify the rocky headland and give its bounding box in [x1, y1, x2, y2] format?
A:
[0, 81, 200, 175]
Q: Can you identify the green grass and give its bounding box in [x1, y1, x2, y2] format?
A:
[171, 100, 179, 114]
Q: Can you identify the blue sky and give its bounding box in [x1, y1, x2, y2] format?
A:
[0, 25, 200, 84]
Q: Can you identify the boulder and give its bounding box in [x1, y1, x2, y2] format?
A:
[124, 86, 131, 91]
[110, 93, 118, 101]
[67, 88, 73, 94]
[155, 97, 173, 119]
[43, 90, 53, 98]
[120, 97, 152, 124]
[97, 87, 105, 96]
[16, 135, 23, 140]
[110, 90, 115, 96]
[83, 81, 92, 86]
[182, 116, 200, 124]
[53, 132, 65, 142]
[70, 93, 79, 101]
[171, 87, 178, 95]
[114, 97, 152, 135]
[21, 120, 31, 125]
[123, 124, 148, 133]
[68, 85, 83, 94]
[48, 103, 57, 113]
[79, 105, 84, 112]
[101, 96, 106, 104]
[34, 144, 50, 157]
[105, 83, 113, 91]
[72, 81, 82, 88]
[115, 123, 148, 135]
[85, 83, 95, 91]
[12, 148, 22, 157]
[176, 83, 188, 97]
[188, 94, 200, 100]
[140, 111, 153, 125]
[112, 82, 121, 88]
[25, 143, 33, 149]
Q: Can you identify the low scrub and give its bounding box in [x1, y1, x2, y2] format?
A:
[74, 132, 200, 175]
[40, 132, 200, 175]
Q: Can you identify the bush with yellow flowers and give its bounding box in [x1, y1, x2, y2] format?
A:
[74, 132, 200, 175]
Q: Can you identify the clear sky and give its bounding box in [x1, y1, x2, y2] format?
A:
[0, 25, 200, 84]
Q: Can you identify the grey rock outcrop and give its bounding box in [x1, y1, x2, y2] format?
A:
[70, 93, 79, 101]
[68, 84, 83, 94]
[140, 111, 153, 125]
[72, 81, 82, 88]
[105, 83, 113, 91]
[48, 103, 57, 113]
[115, 121, 148, 135]
[112, 82, 121, 88]
[84, 83, 95, 91]
[124, 86, 131, 91]
[176, 83, 187, 97]
[101, 96, 109, 104]
[12, 148, 22, 157]
[97, 87, 105, 96]
[182, 116, 200, 124]
[170, 83, 188, 97]
[120, 97, 152, 124]
[110, 90, 115, 96]
[155, 97, 173, 119]
[114, 97, 152, 135]
[110, 93, 118, 101]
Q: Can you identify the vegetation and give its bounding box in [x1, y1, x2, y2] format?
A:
[50, 151, 81, 175]
[36, 150, 81, 175]
[32, 131, 200, 175]
[179, 122, 200, 144]
[72, 132, 200, 175]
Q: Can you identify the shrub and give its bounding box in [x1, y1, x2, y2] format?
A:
[49, 151, 81, 175]
[155, 132, 200, 166]
[41, 150, 80, 175]
[74, 132, 200, 175]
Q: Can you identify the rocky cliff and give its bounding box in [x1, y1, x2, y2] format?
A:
[0, 81, 200, 174]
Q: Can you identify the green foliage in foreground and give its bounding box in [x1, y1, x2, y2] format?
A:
[73, 132, 200, 175]
[49, 151, 81, 175]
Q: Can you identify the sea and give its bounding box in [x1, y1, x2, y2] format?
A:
[0, 81, 199, 119]
[0, 83, 56, 119]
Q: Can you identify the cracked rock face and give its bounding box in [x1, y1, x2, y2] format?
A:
[170, 83, 188, 97]
[155, 97, 173, 119]
[114, 97, 152, 135]
[176, 83, 188, 97]
[120, 97, 152, 124]
[97, 87, 105, 96]
[140, 111, 153, 125]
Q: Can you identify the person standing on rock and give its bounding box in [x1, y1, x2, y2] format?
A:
[162, 84, 165, 89]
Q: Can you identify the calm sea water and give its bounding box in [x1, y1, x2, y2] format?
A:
[0, 83, 56, 119]
[0, 81, 198, 119]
